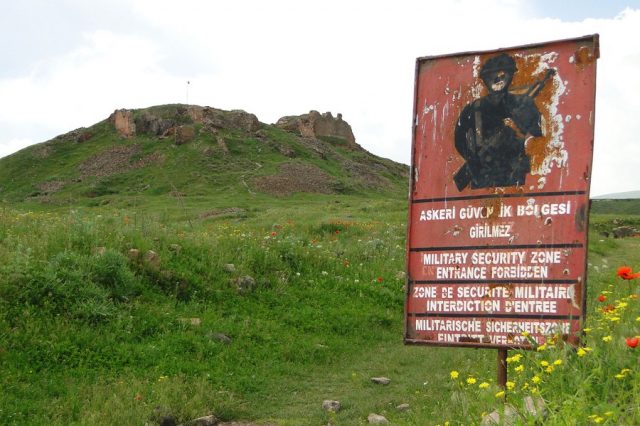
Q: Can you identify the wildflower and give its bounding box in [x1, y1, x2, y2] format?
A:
[537, 344, 547, 352]
[616, 302, 628, 309]
[608, 316, 621, 322]
[466, 377, 477, 385]
[376, 277, 383, 283]
[495, 390, 505, 398]
[617, 266, 640, 280]
[604, 411, 614, 417]
[545, 365, 554, 373]
[479, 382, 490, 389]
[506, 354, 523, 363]
[450, 370, 459, 379]
[598, 294, 607, 302]
[540, 360, 549, 367]
[134, 394, 142, 401]
[271, 231, 277, 236]
[577, 348, 587, 357]
[553, 359, 563, 366]
[506, 381, 515, 390]
[532, 375, 541, 384]
[515, 365, 524, 373]
[602, 335, 613, 342]
[583, 328, 592, 333]
[625, 337, 639, 348]
[335, 230, 340, 235]
[602, 304, 615, 313]
[615, 374, 625, 380]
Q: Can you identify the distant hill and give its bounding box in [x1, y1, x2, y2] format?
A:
[592, 190, 640, 200]
[0, 104, 409, 206]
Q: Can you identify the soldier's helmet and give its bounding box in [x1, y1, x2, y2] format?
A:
[480, 54, 516, 82]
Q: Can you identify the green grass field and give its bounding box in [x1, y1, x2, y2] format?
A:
[1, 193, 639, 425]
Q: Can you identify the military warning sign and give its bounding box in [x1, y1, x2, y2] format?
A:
[405, 35, 599, 349]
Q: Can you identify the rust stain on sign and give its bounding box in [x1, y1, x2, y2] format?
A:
[405, 35, 598, 350]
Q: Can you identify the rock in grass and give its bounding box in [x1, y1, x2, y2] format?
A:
[367, 413, 389, 424]
[396, 403, 410, 411]
[481, 404, 518, 425]
[207, 332, 232, 344]
[128, 248, 140, 260]
[322, 400, 341, 412]
[523, 395, 547, 418]
[183, 414, 218, 425]
[232, 275, 256, 293]
[143, 250, 161, 269]
[371, 377, 391, 385]
[223, 263, 236, 273]
[178, 318, 202, 326]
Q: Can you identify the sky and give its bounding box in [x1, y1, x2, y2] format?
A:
[1, 0, 639, 196]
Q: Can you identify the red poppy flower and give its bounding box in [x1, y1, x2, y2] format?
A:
[271, 231, 277, 236]
[377, 277, 384, 283]
[617, 266, 640, 280]
[598, 294, 607, 302]
[335, 230, 341, 235]
[602, 304, 615, 313]
[625, 337, 639, 348]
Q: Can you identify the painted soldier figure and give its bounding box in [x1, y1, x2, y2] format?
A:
[454, 54, 550, 191]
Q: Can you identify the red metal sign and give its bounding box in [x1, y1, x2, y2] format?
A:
[405, 35, 599, 349]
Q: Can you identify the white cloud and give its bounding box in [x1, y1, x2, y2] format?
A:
[0, 1, 638, 195]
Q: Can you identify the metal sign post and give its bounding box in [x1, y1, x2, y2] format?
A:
[405, 35, 599, 384]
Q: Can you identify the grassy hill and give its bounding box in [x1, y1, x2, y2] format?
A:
[0, 104, 408, 208]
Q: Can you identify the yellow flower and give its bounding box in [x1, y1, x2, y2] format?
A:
[604, 411, 614, 417]
[466, 377, 477, 385]
[583, 327, 592, 333]
[621, 368, 630, 374]
[553, 359, 562, 366]
[615, 374, 625, 379]
[635, 316, 640, 322]
[479, 382, 490, 389]
[540, 360, 549, 367]
[537, 344, 547, 351]
[532, 375, 541, 384]
[506, 381, 515, 390]
[608, 316, 621, 322]
[616, 302, 628, 309]
[515, 365, 524, 373]
[602, 335, 613, 342]
[450, 370, 459, 379]
[495, 390, 505, 398]
[594, 417, 604, 424]
[577, 348, 587, 357]
[545, 366, 554, 373]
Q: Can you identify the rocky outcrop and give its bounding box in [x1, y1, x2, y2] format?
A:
[108, 105, 261, 142]
[110, 109, 136, 138]
[174, 125, 195, 145]
[275, 110, 356, 146]
[188, 106, 261, 133]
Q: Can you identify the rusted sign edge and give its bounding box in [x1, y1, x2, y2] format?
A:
[415, 34, 599, 63]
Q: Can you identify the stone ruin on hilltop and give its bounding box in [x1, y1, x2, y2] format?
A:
[275, 110, 357, 147]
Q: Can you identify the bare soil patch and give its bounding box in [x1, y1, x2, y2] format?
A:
[252, 162, 335, 196]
